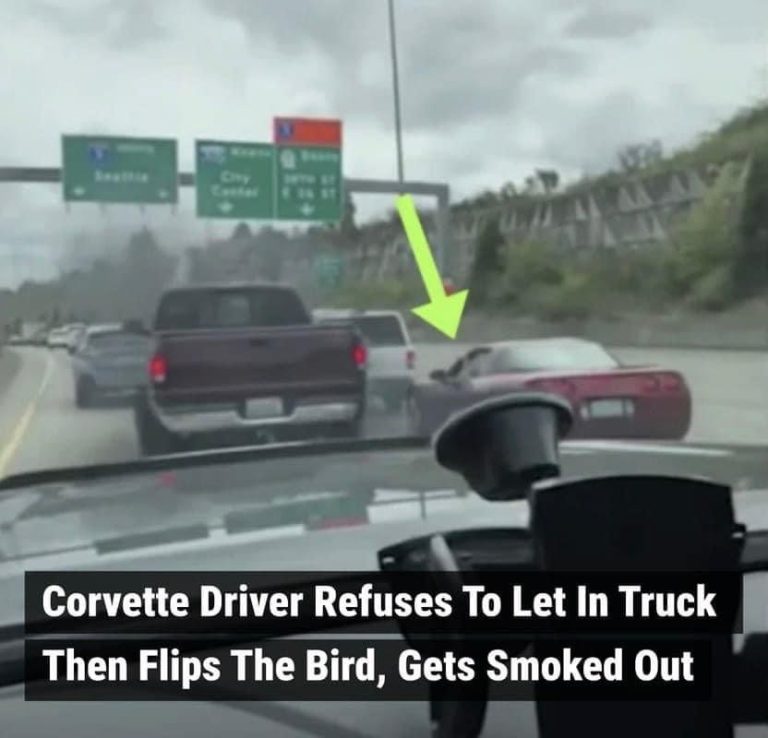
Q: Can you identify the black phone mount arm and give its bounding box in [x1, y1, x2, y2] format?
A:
[380, 392, 768, 738]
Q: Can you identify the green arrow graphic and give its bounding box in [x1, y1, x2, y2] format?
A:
[396, 194, 469, 339]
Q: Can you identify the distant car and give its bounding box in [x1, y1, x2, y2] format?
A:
[30, 329, 48, 346]
[65, 323, 87, 354]
[313, 309, 415, 410]
[408, 337, 692, 441]
[46, 327, 71, 349]
[72, 324, 153, 408]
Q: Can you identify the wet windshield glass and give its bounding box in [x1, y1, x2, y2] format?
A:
[0, 3, 768, 731]
[0, 0, 766, 478]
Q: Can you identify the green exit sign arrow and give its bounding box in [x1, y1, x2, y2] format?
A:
[195, 140, 276, 219]
[62, 135, 178, 204]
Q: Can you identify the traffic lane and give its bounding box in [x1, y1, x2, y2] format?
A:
[0, 344, 764, 477]
[412, 343, 768, 445]
[4, 349, 139, 477]
[0, 348, 53, 478]
[0, 348, 21, 399]
[0, 348, 404, 474]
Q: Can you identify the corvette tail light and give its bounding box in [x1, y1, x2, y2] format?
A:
[641, 376, 661, 393]
[642, 373, 682, 393]
[149, 353, 167, 384]
[659, 373, 683, 392]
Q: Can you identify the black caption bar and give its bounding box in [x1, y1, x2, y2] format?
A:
[25, 637, 715, 702]
[25, 571, 743, 636]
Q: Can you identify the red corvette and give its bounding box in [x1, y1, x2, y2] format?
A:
[408, 337, 692, 440]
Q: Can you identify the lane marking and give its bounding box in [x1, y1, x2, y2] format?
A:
[0, 353, 55, 478]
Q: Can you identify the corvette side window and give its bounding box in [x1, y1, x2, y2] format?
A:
[446, 358, 465, 378]
[487, 350, 510, 374]
[466, 348, 492, 377]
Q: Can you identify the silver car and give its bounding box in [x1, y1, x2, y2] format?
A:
[71, 324, 153, 407]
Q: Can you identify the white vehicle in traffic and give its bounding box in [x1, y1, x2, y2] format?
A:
[46, 326, 71, 349]
[313, 309, 415, 410]
[65, 323, 87, 354]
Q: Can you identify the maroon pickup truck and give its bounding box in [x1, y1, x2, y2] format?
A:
[134, 283, 367, 455]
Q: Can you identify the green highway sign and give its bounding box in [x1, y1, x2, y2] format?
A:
[195, 140, 275, 219]
[275, 146, 343, 221]
[313, 253, 345, 288]
[62, 135, 178, 204]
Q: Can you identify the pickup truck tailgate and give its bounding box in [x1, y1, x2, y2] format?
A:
[156, 325, 363, 404]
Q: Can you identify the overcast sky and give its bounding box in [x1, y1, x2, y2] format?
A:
[2, 0, 768, 285]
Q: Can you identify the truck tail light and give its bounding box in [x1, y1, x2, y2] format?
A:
[149, 353, 167, 384]
[406, 349, 416, 370]
[352, 342, 367, 369]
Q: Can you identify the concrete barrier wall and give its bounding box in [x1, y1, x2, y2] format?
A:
[407, 306, 768, 351]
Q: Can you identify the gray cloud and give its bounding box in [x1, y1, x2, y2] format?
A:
[2, 0, 768, 286]
[108, 0, 168, 50]
[206, 0, 588, 129]
[22, 0, 112, 38]
[23, 0, 168, 50]
[565, 5, 653, 40]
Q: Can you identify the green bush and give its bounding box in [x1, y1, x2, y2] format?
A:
[494, 239, 564, 306]
[666, 161, 744, 297]
[521, 271, 596, 322]
[329, 279, 423, 310]
[736, 152, 768, 296]
[469, 217, 504, 305]
[686, 265, 734, 312]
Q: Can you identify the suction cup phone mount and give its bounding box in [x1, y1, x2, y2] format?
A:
[433, 392, 573, 501]
[379, 392, 768, 738]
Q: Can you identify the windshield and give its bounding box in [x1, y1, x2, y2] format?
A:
[154, 288, 311, 330]
[88, 332, 150, 352]
[494, 342, 619, 372]
[0, 1, 766, 474]
[351, 316, 406, 346]
[1, 2, 768, 731]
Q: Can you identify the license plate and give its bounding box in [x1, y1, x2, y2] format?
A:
[583, 399, 634, 419]
[244, 398, 284, 419]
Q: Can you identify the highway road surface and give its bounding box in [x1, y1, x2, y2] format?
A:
[0, 344, 765, 479]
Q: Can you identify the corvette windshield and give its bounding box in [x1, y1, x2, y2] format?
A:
[494, 342, 620, 372]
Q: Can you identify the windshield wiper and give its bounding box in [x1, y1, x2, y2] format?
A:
[0, 437, 429, 494]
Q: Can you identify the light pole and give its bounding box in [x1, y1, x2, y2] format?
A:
[387, 0, 405, 185]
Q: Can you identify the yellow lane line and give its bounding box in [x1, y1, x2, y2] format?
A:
[0, 353, 54, 478]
